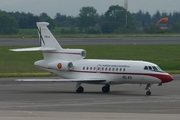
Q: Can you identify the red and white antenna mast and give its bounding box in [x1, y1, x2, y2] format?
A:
[124, 0, 128, 12]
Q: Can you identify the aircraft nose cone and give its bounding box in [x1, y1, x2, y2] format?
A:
[161, 74, 174, 83]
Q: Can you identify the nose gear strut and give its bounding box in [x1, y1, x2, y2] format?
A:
[145, 83, 151, 96]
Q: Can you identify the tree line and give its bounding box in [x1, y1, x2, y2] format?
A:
[0, 5, 180, 34]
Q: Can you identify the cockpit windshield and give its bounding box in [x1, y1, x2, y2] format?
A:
[144, 66, 163, 72]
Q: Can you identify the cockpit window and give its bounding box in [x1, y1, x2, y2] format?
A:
[152, 66, 158, 71]
[148, 66, 152, 70]
[144, 66, 163, 72]
[156, 66, 163, 71]
[144, 66, 148, 70]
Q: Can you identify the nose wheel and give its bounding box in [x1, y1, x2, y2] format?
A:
[145, 84, 151, 96]
[146, 91, 151, 95]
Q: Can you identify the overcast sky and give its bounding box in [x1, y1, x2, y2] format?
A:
[0, 0, 179, 18]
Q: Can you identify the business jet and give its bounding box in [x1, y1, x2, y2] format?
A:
[10, 22, 173, 96]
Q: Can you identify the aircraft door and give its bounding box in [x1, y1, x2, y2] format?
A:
[96, 64, 101, 73]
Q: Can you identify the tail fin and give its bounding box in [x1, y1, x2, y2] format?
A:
[10, 22, 86, 61]
[37, 22, 62, 50]
[10, 22, 62, 60]
[10, 22, 62, 52]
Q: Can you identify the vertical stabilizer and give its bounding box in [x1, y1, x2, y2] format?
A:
[36, 22, 62, 50]
[36, 22, 63, 61]
[11, 22, 86, 61]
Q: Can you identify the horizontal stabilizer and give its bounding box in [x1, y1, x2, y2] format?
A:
[16, 78, 106, 83]
[10, 47, 57, 52]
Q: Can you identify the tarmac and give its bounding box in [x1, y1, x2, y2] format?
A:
[0, 75, 180, 120]
[1, 37, 180, 46]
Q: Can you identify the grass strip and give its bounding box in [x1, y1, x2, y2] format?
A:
[0, 73, 54, 78]
[0, 44, 180, 77]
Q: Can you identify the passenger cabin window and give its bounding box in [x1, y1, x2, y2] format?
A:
[94, 67, 96, 70]
[102, 67, 104, 71]
[83, 67, 85, 70]
[97, 67, 100, 71]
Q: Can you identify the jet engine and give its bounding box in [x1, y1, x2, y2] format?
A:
[58, 49, 86, 60]
[48, 61, 73, 70]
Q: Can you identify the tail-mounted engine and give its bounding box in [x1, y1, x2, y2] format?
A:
[48, 61, 74, 71]
[58, 49, 86, 60]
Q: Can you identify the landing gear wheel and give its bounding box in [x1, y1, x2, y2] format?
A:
[76, 86, 84, 93]
[102, 85, 110, 93]
[145, 83, 152, 96]
[146, 91, 151, 96]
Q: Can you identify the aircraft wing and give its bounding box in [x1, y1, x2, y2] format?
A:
[10, 47, 57, 52]
[16, 78, 106, 83]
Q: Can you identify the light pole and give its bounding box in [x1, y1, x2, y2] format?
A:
[124, 0, 128, 33]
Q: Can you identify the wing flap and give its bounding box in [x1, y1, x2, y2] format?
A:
[16, 78, 106, 83]
[10, 47, 57, 52]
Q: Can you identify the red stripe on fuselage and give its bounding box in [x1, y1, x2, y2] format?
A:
[71, 70, 173, 83]
[35, 65, 173, 83]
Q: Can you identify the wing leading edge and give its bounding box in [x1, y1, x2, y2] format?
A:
[10, 47, 57, 52]
[16, 78, 106, 83]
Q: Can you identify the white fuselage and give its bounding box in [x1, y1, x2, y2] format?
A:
[35, 59, 169, 85]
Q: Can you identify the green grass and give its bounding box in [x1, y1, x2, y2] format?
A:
[18, 28, 63, 35]
[1, 32, 180, 38]
[18, 29, 37, 35]
[0, 44, 180, 77]
[0, 73, 54, 78]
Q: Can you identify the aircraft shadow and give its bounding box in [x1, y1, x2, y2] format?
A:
[15, 90, 160, 97]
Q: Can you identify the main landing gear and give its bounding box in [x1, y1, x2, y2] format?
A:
[76, 82, 84, 93]
[75, 83, 111, 93]
[102, 84, 110, 93]
[145, 83, 151, 96]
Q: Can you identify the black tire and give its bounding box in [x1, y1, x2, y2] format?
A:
[146, 91, 151, 96]
[76, 86, 84, 93]
[102, 86, 110, 93]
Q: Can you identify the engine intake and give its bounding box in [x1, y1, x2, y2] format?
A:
[48, 61, 73, 70]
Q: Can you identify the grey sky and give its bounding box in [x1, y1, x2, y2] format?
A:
[0, 0, 179, 18]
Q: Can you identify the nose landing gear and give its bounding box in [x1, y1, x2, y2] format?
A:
[145, 83, 151, 96]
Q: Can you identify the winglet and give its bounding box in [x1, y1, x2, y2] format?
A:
[37, 22, 49, 27]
